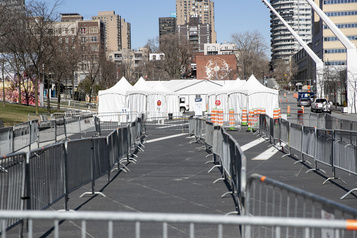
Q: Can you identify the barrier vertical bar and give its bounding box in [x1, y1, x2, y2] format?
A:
[63, 141, 69, 211]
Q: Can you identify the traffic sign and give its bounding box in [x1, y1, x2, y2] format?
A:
[157, 100, 161, 106]
[215, 100, 221, 106]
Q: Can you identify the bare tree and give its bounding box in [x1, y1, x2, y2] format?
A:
[231, 30, 269, 80]
[99, 55, 117, 89]
[147, 34, 193, 79]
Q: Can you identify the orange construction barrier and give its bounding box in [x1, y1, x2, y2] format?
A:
[287, 105, 291, 116]
[211, 109, 217, 124]
[301, 106, 305, 114]
[248, 109, 254, 131]
[218, 109, 224, 126]
[229, 109, 235, 129]
[242, 108, 248, 126]
[273, 108, 279, 120]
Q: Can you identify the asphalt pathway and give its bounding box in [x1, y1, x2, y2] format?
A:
[7, 116, 357, 237]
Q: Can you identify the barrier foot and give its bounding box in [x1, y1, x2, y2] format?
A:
[195, 145, 206, 151]
[80, 192, 106, 198]
[221, 191, 234, 198]
[208, 164, 221, 173]
[120, 163, 130, 172]
[294, 159, 311, 165]
[205, 153, 213, 159]
[205, 159, 214, 164]
[306, 168, 326, 174]
[323, 176, 347, 185]
[213, 177, 225, 184]
[340, 188, 357, 200]
[225, 211, 239, 216]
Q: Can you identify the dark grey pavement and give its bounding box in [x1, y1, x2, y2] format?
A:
[10, 128, 241, 238]
[7, 118, 357, 237]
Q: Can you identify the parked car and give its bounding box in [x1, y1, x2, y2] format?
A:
[311, 98, 332, 113]
[297, 98, 311, 107]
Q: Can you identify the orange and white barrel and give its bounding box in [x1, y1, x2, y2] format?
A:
[242, 108, 248, 126]
[248, 109, 254, 131]
[273, 108, 279, 120]
[218, 109, 224, 126]
[229, 109, 235, 129]
[211, 109, 217, 124]
[261, 108, 266, 115]
[278, 108, 281, 118]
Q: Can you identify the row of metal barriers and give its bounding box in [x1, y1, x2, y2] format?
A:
[260, 114, 357, 199]
[189, 116, 357, 237]
[0, 114, 146, 235]
[1, 114, 357, 237]
[0, 111, 144, 155]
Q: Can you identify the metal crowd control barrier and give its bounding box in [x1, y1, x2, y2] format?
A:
[245, 173, 357, 238]
[259, 114, 357, 200]
[1, 210, 357, 238]
[0, 115, 145, 235]
[0, 152, 27, 230]
[0, 120, 39, 155]
[189, 117, 247, 213]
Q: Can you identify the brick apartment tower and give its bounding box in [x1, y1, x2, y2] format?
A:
[92, 11, 131, 54]
[176, 0, 217, 43]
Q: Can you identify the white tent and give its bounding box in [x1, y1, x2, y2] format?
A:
[98, 77, 147, 120]
[207, 78, 246, 115]
[153, 82, 179, 115]
[134, 78, 179, 118]
[228, 75, 279, 118]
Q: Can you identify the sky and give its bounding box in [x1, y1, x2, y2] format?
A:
[47, 0, 271, 52]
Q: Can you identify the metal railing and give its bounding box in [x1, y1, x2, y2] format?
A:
[0, 115, 145, 234]
[259, 114, 357, 200]
[0, 120, 39, 155]
[245, 173, 357, 238]
[189, 116, 247, 213]
[1, 210, 357, 238]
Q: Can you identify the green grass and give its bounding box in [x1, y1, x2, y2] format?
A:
[0, 103, 53, 127]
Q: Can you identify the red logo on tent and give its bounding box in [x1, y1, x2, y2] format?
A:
[157, 100, 162, 106]
[215, 100, 221, 106]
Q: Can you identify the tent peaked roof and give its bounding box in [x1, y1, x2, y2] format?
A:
[134, 77, 157, 93]
[235, 75, 278, 95]
[115, 76, 134, 91]
[154, 82, 178, 95]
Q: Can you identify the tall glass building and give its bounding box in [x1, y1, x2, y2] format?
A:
[270, 0, 313, 62]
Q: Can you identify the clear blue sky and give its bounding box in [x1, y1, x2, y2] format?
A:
[48, 0, 271, 53]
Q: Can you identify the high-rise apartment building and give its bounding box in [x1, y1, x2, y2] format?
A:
[312, 0, 357, 67]
[121, 19, 131, 50]
[270, 0, 313, 62]
[176, 0, 216, 43]
[159, 17, 176, 39]
[92, 11, 131, 53]
[177, 16, 211, 52]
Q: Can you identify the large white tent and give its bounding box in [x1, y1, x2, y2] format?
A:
[207, 78, 246, 115]
[134, 78, 179, 118]
[153, 79, 225, 113]
[98, 77, 147, 120]
[228, 75, 279, 118]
